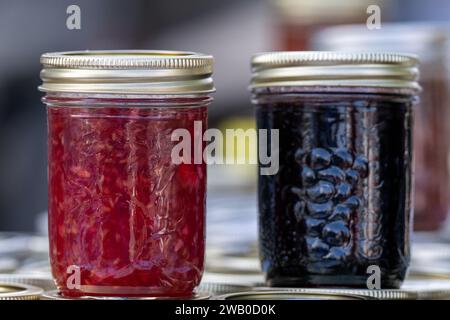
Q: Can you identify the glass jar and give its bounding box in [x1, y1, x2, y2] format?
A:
[271, 0, 388, 50]
[40, 51, 214, 297]
[313, 23, 450, 231]
[250, 52, 420, 288]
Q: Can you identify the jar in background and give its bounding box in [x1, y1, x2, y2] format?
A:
[250, 52, 420, 288]
[40, 51, 214, 297]
[314, 24, 450, 230]
[271, 0, 389, 50]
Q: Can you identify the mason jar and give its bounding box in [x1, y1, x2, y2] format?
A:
[250, 52, 419, 288]
[40, 51, 214, 297]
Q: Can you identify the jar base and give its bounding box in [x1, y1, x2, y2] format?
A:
[58, 286, 196, 299]
[266, 275, 403, 289]
[58, 290, 197, 300]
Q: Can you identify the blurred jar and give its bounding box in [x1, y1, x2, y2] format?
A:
[314, 23, 450, 231]
[40, 51, 214, 297]
[271, 0, 389, 50]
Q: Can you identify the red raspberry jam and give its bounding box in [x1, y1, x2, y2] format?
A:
[47, 96, 208, 297]
[40, 50, 214, 297]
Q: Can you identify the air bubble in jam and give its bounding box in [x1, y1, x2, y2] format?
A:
[48, 101, 207, 297]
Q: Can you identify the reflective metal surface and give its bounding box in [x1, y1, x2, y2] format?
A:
[214, 290, 368, 300]
[0, 282, 43, 300]
[250, 51, 420, 91]
[40, 50, 215, 95]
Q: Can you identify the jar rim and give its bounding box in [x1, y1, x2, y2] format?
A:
[251, 85, 420, 96]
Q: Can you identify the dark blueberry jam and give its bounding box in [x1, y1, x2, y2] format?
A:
[254, 88, 415, 289]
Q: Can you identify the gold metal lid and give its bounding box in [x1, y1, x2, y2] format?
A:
[39, 50, 215, 95]
[213, 290, 369, 300]
[250, 51, 420, 91]
[403, 278, 450, 300]
[253, 287, 417, 300]
[0, 282, 43, 300]
[0, 274, 56, 291]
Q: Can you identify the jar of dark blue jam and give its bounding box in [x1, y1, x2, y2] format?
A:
[250, 52, 420, 289]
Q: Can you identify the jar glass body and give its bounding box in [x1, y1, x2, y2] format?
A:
[413, 61, 450, 230]
[45, 93, 209, 297]
[253, 87, 416, 288]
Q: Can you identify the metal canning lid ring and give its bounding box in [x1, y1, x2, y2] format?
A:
[212, 290, 370, 300]
[0, 274, 56, 290]
[39, 50, 215, 95]
[0, 283, 43, 300]
[402, 278, 450, 299]
[0, 274, 56, 291]
[252, 287, 417, 300]
[250, 51, 421, 91]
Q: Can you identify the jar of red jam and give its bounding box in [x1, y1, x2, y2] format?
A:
[39, 51, 214, 297]
[250, 52, 420, 288]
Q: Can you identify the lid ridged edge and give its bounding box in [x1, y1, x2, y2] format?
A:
[252, 51, 419, 68]
[0, 283, 43, 300]
[41, 50, 213, 70]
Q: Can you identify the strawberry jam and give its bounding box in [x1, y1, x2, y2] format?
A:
[47, 95, 208, 297]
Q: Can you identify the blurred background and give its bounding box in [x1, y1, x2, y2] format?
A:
[2, 0, 450, 279]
